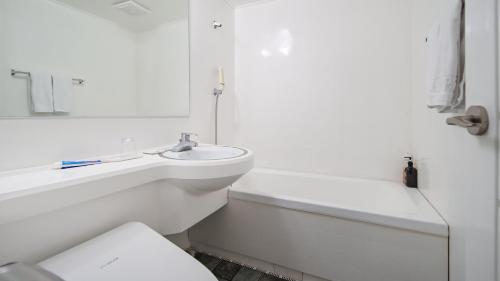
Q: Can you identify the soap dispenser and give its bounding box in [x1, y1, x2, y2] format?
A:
[403, 156, 418, 188]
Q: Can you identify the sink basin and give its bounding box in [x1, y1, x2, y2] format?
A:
[161, 146, 247, 161]
[158, 145, 254, 193]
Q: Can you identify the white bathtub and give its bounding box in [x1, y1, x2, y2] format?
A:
[190, 169, 449, 281]
[230, 169, 448, 237]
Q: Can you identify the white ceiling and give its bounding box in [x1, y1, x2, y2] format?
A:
[54, 0, 188, 33]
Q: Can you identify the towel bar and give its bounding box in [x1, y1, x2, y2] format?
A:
[10, 69, 85, 85]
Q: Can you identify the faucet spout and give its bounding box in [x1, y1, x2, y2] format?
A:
[170, 132, 198, 152]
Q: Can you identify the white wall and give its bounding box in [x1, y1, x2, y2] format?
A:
[411, 0, 498, 280]
[0, 0, 235, 171]
[136, 19, 190, 116]
[0, 0, 138, 116]
[233, 0, 412, 182]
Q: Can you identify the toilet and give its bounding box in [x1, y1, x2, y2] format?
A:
[37, 222, 217, 281]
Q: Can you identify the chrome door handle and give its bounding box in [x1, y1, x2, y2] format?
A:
[446, 106, 489, 135]
[446, 116, 475, 127]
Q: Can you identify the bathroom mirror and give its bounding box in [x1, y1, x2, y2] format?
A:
[0, 0, 190, 117]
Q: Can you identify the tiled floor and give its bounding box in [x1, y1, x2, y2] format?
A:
[194, 252, 289, 281]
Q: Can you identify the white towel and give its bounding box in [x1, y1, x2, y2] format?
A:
[425, 0, 464, 112]
[30, 72, 53, 113]
[52, 75, 73, 113]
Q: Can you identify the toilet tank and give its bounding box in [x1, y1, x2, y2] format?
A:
[39, 222, 217, 281]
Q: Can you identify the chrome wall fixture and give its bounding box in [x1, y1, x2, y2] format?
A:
[212, 20, 223, 29]
[11, 69, 85, 85]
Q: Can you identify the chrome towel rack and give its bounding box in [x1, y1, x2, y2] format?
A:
[10, 69, 85, 85]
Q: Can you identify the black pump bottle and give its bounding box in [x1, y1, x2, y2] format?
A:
[403, 157, 418, 188]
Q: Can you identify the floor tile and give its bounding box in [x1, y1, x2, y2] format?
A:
[195, 252, 222, 271]
[258, 274, 285, 281]
[213, 260, 243, 280]
[233, 267, 263, 281]
[192, 251, 290, 281]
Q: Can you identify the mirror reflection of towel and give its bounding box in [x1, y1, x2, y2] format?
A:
[30, 72, 53, 113]
[52, 75, 73, 113]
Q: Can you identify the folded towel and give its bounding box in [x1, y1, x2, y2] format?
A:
[425, 0, 464, 112]
[30, 72, 53, 113]
[52, 75, 73, 113]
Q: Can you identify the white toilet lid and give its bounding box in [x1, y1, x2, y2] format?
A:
[39, 222, 217, 281]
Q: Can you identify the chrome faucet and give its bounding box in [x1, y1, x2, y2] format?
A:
[171, 132, 198, 152]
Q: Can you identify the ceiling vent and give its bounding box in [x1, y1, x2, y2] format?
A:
[112, 1, 152, 16]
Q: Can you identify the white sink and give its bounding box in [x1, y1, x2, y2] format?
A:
[160, 145, 253, 193]
[161, 146, 247, 160]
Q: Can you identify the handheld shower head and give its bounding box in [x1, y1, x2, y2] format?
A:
[218, 66, 225, 85]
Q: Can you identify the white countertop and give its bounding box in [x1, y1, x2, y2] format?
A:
[0, 145, 254, 225]
[0, 155, 162, 201]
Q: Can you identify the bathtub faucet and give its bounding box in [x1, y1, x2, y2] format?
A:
[171, 132, 198, 152]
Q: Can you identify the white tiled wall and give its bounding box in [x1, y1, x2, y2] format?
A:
[233, 0, 412, 182]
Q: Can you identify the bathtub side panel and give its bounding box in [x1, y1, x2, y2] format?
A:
[189, 199, 448, 281]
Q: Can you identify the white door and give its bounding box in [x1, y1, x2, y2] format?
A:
[413, 0, 498, 280]
[460, 0, 497, 280]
